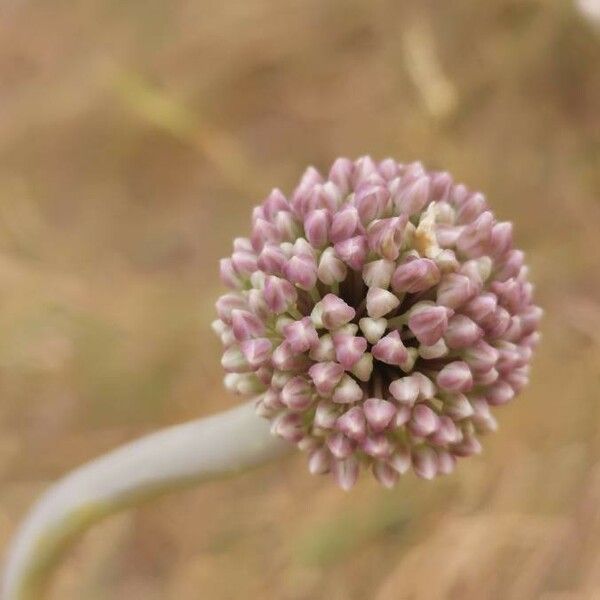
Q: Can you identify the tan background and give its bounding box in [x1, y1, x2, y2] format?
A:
[1, 1, 600, 598]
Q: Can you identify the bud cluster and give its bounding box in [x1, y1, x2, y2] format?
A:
[214, 156, 541, 490]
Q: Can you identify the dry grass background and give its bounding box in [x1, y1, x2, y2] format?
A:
[0, 0, 599, 598]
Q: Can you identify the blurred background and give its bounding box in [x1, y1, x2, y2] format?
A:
[1, 0, 599, 598]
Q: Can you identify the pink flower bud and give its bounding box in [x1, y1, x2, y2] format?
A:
[443, 393, 474, 420]
[283, 317, 319, 353]
[462, 292, 498, 323]
[352, 353, 374, 382]
[332, 333, 367, 369]
[436, 273, 476, 309]
[408, 404, 440, 437]
[233, 237, 253, 253]
[211, 319, 228, 338]
[463, 339, 500, 373]
[436, 361, 474, 393]
[408, 305, 450, 346]
[239, 338, 273, 368]
[372, 331, 408, 366]
[456, 192, 487, 224]
[483, 306, 511, 339]
[261, 388, 282, 410]
[220, 258, 244, 289]
[304, 209, 331, 248]
[363, 258, 396, 289]
[451, 183, 469, 206]
[334, 235, 369, 271]
[336, 406, 367, 441]
[319, 294, 356, 330]
[429, 415, 461, 446]
[489, 221, 513, 258]
[271, 342, 309, 371]
[435, 249, 460, 272]
[257, 243, 287, 275]
[355, 184, 390, 225]
[353, 155, 381, 186]
[308, 446, 332, 475]
[392, 258, 441, 293]
[231, 309, 265, 341]
[505, 366, 529, 392]
[491, 278, 523, 313]
[263, 275, 298, 313]
[215, 293, 247, 323]
[309, 334, 336, 362]
[367, 216, 407, 260]
[418, 338, 449, 360]
[251, 218, 281, 252]
[456, 211, 494, 257]
[495, 342, 521, 374]
[389, 376, 420, 405]
[388, 448, 411, 474]
[284, 254, 318, 290]
[373, 461, 399, 489]
[332, 374, 364, 404]
[520, 305, 543, 336]
[378, 158, 400, 180]
[444, 314, 483, 349]
[318, 247, 347, 285]
[495, 249, 524, 281]
[436, 224, 463, 248]
[328, 157, 354, 195]
[281, 376, 314, 411]
[274, 210, 302, 241]
[291, 166, 323, 210]
[367, 287, 401, 319]
[291, 235, 315, 257]
[470, 397, 498, 433]
[330, 205, 361, 243]
[262, 188, 289, 219]
[394, 405, 412, 427]
[309, 361, 345, 397]
[314, 400, 339, 429]
[332, 456, 359, 491]
[412, 446, 438, 480]
[430, 171, 453, 202]
[364, 398, 397, 432]
[221, 346, 252, 373]
[452, 431, 482, 457]
[412, 372, 437, 400]
[436, 449, 456, 475]
[359, 317, 388, 344]
[271, 411, 304, 443]
[362, 434, 393, 459]
[307, 182, 341, 213]
[250, 271, 266, 289]
[247, 289, 269, 320]
[486, 380, 515, 406]
[393, 175, 431, 216]
[327, 432, 355, 459]
[474, 367, 499, 386]
[275, 315, 294, 335]
[231, 251, 258, 278]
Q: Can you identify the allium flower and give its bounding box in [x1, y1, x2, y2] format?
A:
[215, 156, 542, 490]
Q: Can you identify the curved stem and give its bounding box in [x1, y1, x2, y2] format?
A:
[1, 401, 288, 600]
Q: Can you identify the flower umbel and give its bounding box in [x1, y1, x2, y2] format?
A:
[215, 156, 541, 490]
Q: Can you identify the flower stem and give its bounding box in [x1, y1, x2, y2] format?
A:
[1, 402, 288, 600]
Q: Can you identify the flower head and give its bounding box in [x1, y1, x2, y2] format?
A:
[215, 156, 541, 490]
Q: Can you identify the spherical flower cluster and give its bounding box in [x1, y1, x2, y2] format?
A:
[213, 156, 542, 490]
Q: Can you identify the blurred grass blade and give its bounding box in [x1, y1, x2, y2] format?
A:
[115, 72, 266, 196]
